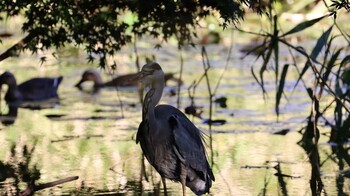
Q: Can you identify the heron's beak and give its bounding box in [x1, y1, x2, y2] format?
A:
[135, 72, 144, 81]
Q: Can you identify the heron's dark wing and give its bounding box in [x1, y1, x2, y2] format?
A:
[136, 120, 155, 165]
[168, 114, 209, 174]
[136, 120, 145, 144]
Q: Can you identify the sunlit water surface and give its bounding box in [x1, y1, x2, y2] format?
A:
[0, 42, 349, 195]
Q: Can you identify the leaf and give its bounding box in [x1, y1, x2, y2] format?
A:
[322, 48, 341, 83]
[335, 78, 342, 127]
[273, 15, 279, 86]
[340, 55, 350, 67]
[259, 41, 273, 94]
[251, 66, 267, 96]
[294, 25, 333, 88]
[310, 25, 333, 59]
[276, 64, 289, 116]
[282, 15, 328, 37]
[274, 41, 279, 86]
[340, 55, 350, 84]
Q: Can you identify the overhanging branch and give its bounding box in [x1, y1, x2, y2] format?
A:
[0, 33, 34, 62]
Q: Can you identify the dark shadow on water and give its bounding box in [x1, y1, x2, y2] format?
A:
[0, 98, 61, 126]
[330, 143, 350, 196]
[62, 179, 165, 196]
[298, 118, 350, 195]
[75, 85, 100, 94]
[8, 97, 61, 110]
[0, 143, 40, 195]
[274, 162, 288, 196]
[241, 160, 301, 195]
[51, 134, 104, 143]
[0, 105, 18, 126]
[45, 105, 122, 122]
[94, 108, 119, 113]
[239, 116, 349, 196]
[45, 115, 122, 121]
[298, 119, 324, 195]
[0, 142, 79, 195]
[0, 141, 162, 195]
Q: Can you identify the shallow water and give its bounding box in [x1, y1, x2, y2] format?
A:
[0, 42, 349, 195]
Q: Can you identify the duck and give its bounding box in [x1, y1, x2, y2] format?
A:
[75, 69, 183, 90]
[0, 71, 63, 102]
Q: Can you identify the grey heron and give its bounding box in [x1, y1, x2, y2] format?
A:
[136, 62, 215, 195]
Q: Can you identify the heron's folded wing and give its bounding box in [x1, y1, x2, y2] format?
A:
[136, 120, 155, 163]
[169, 115, 208, 173]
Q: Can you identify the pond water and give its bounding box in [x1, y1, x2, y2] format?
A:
[0, 40, 349, 195]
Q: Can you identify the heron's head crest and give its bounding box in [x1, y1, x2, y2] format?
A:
[137, 62, 164, 84]
[141, 62, 162, 72]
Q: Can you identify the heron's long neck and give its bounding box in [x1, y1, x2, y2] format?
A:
[142, 78, 165, 120]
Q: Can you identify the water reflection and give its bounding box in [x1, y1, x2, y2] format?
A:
[0, 105, 18, 125]
[0, 44, 349, 195]
[331, 144, 350, 196]
[0, 143, 40, 194]
[0, 142, 79, 195]
[0, 99, 60, 126]
[297, 118, 350, 195]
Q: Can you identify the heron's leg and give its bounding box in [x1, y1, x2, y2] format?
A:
[161, 177, 168, 196]
[180, 163, 187, 196]
[140, 153, 148, 182]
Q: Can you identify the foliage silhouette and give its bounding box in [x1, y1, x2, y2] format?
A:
[0, 0, 263, 66]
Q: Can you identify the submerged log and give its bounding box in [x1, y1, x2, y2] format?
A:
[20, 176, 79, 196]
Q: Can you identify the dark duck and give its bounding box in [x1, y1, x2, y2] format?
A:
[0, 71, 63, 103]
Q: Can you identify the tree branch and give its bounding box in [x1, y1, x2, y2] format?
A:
[0, 33, 34, 62]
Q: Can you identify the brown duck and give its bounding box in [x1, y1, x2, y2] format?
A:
[75, 69, 182, 90]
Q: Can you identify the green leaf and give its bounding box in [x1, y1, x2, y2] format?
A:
[251, 66, 267, 96]
[340, 55, 350, 84]
[260, 41, 273, 94]
[340, 55, 350, 67]
[273, 15, 279, 87]
[274, 41, 279, 86]
[322, 48, 341, 83]
[335, 78, 342, 128]
[282, 15, 328, 37]
[276, 64, 289, 116]
[294, 25, 333, 88]
[310, 25, 333, 59]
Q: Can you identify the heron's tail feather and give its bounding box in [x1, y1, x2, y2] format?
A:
[186, 169, 214, 195]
